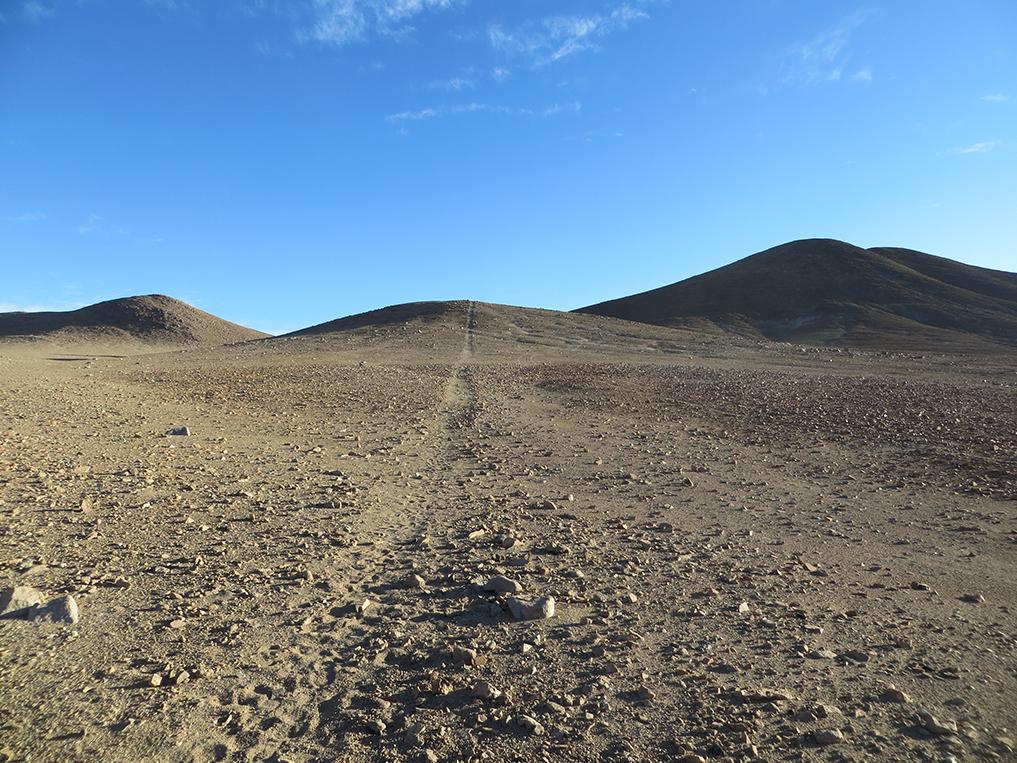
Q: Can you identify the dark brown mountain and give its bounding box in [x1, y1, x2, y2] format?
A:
[576, 239, 1017, 350]
[0, 295, 268, 345]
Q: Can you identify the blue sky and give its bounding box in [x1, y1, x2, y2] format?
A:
[1, 0, 1014, 334]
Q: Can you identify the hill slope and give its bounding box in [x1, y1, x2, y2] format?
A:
[577, 239, 1017, 349]
[271, 299, 727, 362]
[0, 295, 268, 346]
[286, 301, 464, 336]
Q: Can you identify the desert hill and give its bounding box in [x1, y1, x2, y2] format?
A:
[276, 299, 727, 361]
[576, 238, 1017, 350]
[287, 300, 464, 336]
[0, 294, 268, 346]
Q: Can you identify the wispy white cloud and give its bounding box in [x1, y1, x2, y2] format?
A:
[94, 0, 466, 47]
[4, 211, 47, 224]
[143, 0, 188, 9]
[12, 0, 179, 24]
[386, 100, 581, 123]
[981, 93, 1009, 103]
[75, 214, 127, 236]
[955, 141, 997, 154]
[781, 11, 874, 86]
[387, 106, 443, 122]
[488, 3, 650, 67]
[849, 66, 872, 83]
[576, 129, 624, 143]
[301, 0, 466, 46]
[430, 65, 515, 91]
[14, 0, 651, 65]
[430, 75, 475, 91]
[254, 38, 298, 58]
[387, 103, 531, 122]
[21, 1, 54, 22]
[542, 100, 581, 117]
[75, 214, 102, 235]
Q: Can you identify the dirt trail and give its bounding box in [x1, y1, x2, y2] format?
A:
[1, 322, 1015, 763]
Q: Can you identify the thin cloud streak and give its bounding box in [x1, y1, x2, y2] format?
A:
[385, 100, 581, 123]
[21, 1, 54, 22]
[488, 3, 650, 67]
[4, 211, 47, 224]
[26, 0, 468, 48]
[429, 75, 475, 91]
[955, 141, 997, 154]
[75, 214, 127, 236]
[301, 0, 466, 46]
[780, 11, 874, 86]
[849, 66, 872, 83]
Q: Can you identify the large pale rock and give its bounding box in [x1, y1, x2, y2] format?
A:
[812, 728, 844, 746]
[483, 575, 522, 594]
[471, 680, 502, 700]
[30, 595, 79, 625]
[0, 586, 44, 617]
[507, 595, 555, 621]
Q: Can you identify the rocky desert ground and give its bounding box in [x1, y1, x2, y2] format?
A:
[1, 301, 1015, 763]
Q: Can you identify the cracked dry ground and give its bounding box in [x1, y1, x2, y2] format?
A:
[1, 302, 1016, 763]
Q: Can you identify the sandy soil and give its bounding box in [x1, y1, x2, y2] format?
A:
[1, 302, 1015, 763]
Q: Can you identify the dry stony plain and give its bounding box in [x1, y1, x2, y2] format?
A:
[1, 301, 1015, 762]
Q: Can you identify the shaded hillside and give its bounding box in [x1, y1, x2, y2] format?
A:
[287, 300, 719, 338]
[577, 239, 1017, 350]
[0, 295, 268, 345]
[279, 299, 722, 361]
[286, 301, 465, 336]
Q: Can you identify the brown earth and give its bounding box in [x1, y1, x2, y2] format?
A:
[0, 295, 268, 348]
[1, 301, 1015, 763]
[577, 239, 1017, 351]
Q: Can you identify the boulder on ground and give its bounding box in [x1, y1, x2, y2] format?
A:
[30, 595, 79, 625]
[0, 586, 44, 618]
[507, 595, 555, 621]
